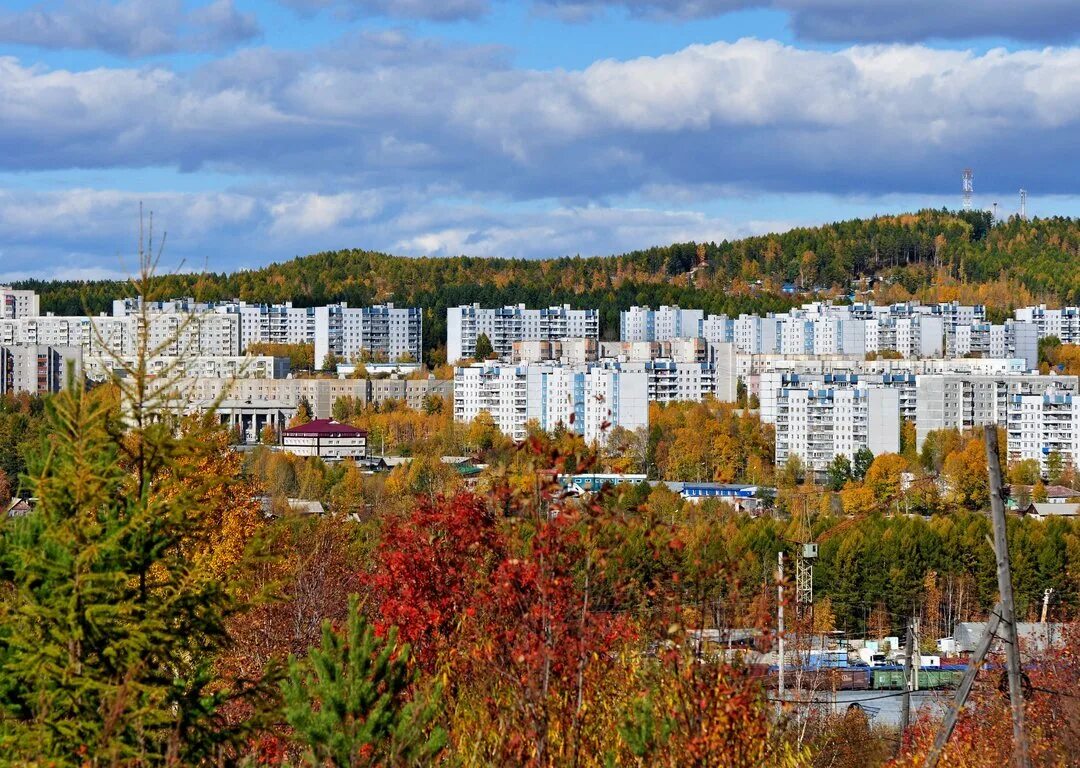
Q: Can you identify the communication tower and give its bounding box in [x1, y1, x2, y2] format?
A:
[1019, 189, 1027, 220]
[962, 169, 974, 210]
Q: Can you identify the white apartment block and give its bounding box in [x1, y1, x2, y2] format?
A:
[315, 303, 422, 367]
[1007, 391, 1080, 475]
[454, 361, 647, 444]
[775, 383, 900, 477]
[759, 371, 917, 425]
[702, 314, 734, 345]
[1, 288, 40, 319]
[113, 298, 421, 367]
[1014, 306, 1080, 345]
[0, 345, 82, 395]
[447, 304, 599, 363]
[915, 374, 1080, 449]
[947, 320, 1038, 370]
[620, 306, 704, 342]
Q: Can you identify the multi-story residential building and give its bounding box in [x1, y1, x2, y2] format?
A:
[315, 303, 422, 367]
[775, 383, 900, 477]
[1014, 306, 1080, 345]
[701, 314, 734, 345]
[0, 312, 242, 361]
[446, 304, 599, 363]
[733, 315, 783, 355]
[620, 306, 704, 342]
[0, 288, 40, 319]
[946, 320, 1038, 369]
[454, 361, 647, 444]
[1007, 390, 1080, 476]
[759, 371, 917, 425]
[511, 338, 598, 365]
[615, 360, 714, 403]
[915, 374, 1080, 448]
[0, 345, 82, 395]
[113, 298, 421, 367]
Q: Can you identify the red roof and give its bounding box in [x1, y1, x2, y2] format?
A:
[283, 419, 367, 437]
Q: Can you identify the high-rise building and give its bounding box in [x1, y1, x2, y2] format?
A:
[775, 383, 900, 477]
[453, 361, 647, 444]
[0, 288, 40, 319]
[1007, 390, 1080, 476]
[446, 304, 599, 363]
[0, 344, 82, 394]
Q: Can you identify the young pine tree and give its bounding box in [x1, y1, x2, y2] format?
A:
[281, 595, 446, 766]
[0, 234, 268, 765]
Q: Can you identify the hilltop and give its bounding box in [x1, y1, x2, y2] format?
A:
[14, 209, 1080, 358]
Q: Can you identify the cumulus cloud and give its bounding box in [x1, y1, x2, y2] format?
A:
[3, 38, 1079, 198]
[0, 0, 260, 57]
[532, 0, 1080, 43]
[0, 185, 791, 278]
[281, 0, 489, 21]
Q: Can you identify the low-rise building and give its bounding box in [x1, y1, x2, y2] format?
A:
[280, 419, 368, 461]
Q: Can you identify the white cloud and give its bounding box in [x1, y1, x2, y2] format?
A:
[0, 0, 260, 57]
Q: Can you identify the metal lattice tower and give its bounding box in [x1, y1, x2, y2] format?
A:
[1019, 189, 1027, 220]
[962, 169, 974, 210]
[795, 555, 813, 616]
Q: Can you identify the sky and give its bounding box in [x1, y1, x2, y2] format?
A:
[0, 0, 1078, 281]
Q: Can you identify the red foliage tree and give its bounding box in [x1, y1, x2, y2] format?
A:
[371, 491, 504, 666]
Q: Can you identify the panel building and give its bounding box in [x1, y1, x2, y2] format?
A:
[447, 304, 599, 363]
[453, 361, 647, 444]
[774, 383, 900, 478]
[0, 345, 82, 395]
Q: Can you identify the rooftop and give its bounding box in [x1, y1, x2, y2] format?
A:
[283, 419, 367, 437]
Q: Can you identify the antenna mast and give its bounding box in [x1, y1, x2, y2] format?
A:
[962, 169, 973, 210]
[1019, 189, 1027, 220]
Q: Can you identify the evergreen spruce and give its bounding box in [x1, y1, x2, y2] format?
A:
[282, 595, 446, 766]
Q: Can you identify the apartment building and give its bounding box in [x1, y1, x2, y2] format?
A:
[759, 371, 917, 425]
[454, 361, 647, 444]
[620, 306, 704, 342]
[0, 345, 82, 395]
[946, 320, 1038, 370]
[1014, 305, 1080, 345]
[0, 288, 40, 319]
[915, 374, 1080, 449]
[775, 383, 900, 477]
[113, 298, 421, 367]
[511, 338, 598, 364]
[0, 312, 242, 361]
[446, 304, 599, 363]
[1007, 391, 1080, 475]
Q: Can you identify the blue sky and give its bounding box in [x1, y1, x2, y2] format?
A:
[0, 0, 1078, 280]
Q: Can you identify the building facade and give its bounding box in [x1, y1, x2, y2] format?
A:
[0, 345, 82, 395]
[447, 304, 599, 363]
[775, 383, 900, 477]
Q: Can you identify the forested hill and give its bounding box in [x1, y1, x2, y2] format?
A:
[15, 209, 1080, 357]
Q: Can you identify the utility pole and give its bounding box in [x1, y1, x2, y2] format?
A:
[925, 605, 1003, 768]
[1041, 587, 1053, 623]
[986, 425, 1031, 768]
[901, 619, 913, 744]
[777, 551, 785, 715]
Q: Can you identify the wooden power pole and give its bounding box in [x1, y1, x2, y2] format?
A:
[777, 550, 785, 715]
[901, 619, 913, 742]
[925, 427, 1031, 768]
[985, 426, 1031, 768]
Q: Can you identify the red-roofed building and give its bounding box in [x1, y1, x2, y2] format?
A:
[280, 419, 368, 461]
